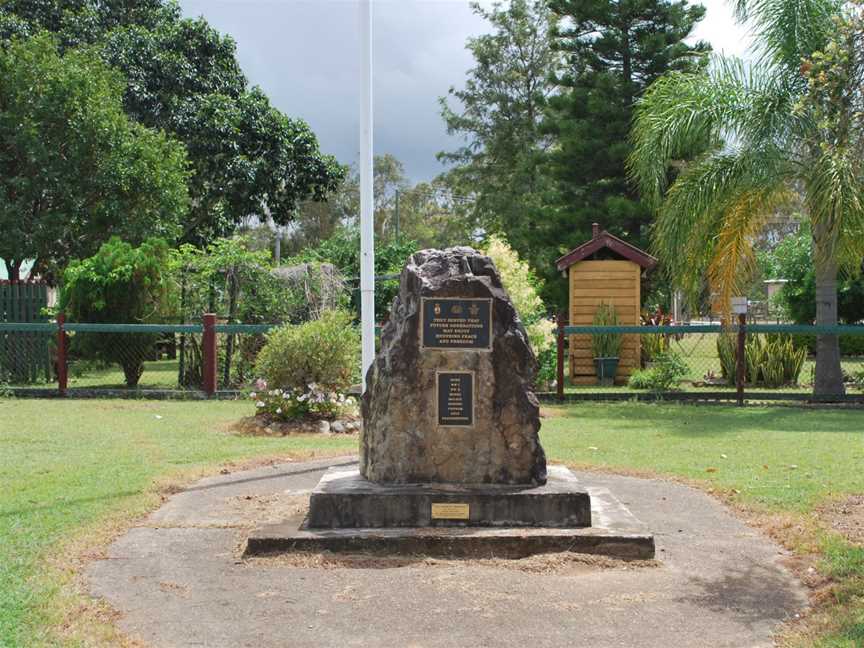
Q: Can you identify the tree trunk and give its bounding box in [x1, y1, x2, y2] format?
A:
[123, 360, 144, 388]
[5, 259, 20, 282]
[813, 249, 845, 397]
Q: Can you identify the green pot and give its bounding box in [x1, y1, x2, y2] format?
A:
[594, 357, 620, 386]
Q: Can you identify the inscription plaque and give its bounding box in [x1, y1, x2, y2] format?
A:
[437, 371, 474, 427]
[421, 298, 492, 350]
[431, 503, 470, 520]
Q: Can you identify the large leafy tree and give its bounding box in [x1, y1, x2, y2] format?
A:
[438, 0, 559, 286]
[629, 0, 864, 395]
[543, 0, 709, 285]
[759, 223, 864, 325]
[0, 34, 188, 280]
[1, 1, 344, 246]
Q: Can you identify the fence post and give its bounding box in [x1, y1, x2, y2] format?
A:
[56, 312, 67, 396]
[556, 312, 565, 402]
[202, 313, 217, 396]
[736, 313, 746, 407]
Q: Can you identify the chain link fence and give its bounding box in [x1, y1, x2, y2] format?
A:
[550, 323, 864, 403]
[3, 319, 864, 403]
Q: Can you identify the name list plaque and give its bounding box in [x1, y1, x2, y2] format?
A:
[437, 371, 474, 427]
[421, 298, 492, 350]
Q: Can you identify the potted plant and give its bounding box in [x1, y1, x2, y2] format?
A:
[591, 302, 622, 386]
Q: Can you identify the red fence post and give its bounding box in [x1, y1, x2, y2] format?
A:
[56, 312, 67, 396]
[556, 312, 565, 402]
[736, 313, 746, 407]
[202, 313, 217, 396]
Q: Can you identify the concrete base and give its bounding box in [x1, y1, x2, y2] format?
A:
[245, 477, 655, 560]
[306, 464, 591, 529]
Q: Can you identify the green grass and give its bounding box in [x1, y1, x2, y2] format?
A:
[2, 399, 863, 646]
[541, 403, 863, 511]
[0, 399, 356, 647]
[541, 403, 864, 647]
[67, 358, 181, 389]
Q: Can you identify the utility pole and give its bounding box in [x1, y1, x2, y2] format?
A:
[359, 0, 375, 392]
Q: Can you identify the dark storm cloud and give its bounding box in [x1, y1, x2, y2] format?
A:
[178, 0, 489, 182]
[177, 0, 747, 182]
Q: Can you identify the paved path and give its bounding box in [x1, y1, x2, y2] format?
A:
[87, 457, 807, 648]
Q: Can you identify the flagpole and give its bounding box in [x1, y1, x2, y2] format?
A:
[359, 0, 375, 391]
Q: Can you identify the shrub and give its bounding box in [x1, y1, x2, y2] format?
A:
[249, 378, 356, 421]
[535, 347, 557, 389]
[791, 331, 864, 357]
[628, 352, 689, 391]
[483, 235, 554, 356]
[641, 333, 670, 365]
[591, 302, 622, 358]
[717, 333, 806, 387]
[255, 310, 360, 395]
[59, 237, 171, 387]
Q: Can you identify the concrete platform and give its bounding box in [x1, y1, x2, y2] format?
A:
[245, 472, 653, 560]
[306, 464, 592, 529]
[87, 457, 809, 648]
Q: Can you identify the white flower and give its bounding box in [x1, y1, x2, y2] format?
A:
[298, 394, 308, 402]
[256, 400, 265, 408]
[276, 408, 282, 415]
[249, 392, 257, 399]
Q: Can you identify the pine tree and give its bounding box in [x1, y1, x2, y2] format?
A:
[542, 0, 709, 305]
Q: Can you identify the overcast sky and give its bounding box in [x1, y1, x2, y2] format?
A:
[177, 0, 751, 183]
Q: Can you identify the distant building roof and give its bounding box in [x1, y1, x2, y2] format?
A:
[556, 223, 657, 271]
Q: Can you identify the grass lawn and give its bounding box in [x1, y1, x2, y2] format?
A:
[0, 398, 356, 647]
[1, 399, 862, 646]
[67, 359, 181, 389]
[542, 403, 864, 647]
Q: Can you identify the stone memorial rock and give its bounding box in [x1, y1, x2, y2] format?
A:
[360, 246, 547, 485]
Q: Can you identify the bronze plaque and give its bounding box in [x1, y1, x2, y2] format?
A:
[421, 298, 492, 350]
[437, 371, 474, 427]
[431, 503, 470, 520]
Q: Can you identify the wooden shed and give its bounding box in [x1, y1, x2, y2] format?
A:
[556, 224, 657, 385]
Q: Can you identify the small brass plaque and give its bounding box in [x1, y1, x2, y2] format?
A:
[431, 503, 470, 520]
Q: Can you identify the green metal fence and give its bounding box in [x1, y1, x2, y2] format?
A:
[1, 319, 862, 403]
[0, 283, 52, 384]
[552, 322, 864, 403]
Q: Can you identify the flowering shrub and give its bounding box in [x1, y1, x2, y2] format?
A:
[250, 378, 356, 421]
[483, 235, 554, 355]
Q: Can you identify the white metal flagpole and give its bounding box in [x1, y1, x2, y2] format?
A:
[359, 0, 375, 392]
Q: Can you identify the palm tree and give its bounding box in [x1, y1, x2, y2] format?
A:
[629, 0, 864, 396]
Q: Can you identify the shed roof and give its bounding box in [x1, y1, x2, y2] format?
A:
[556, 223, 657, 271]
